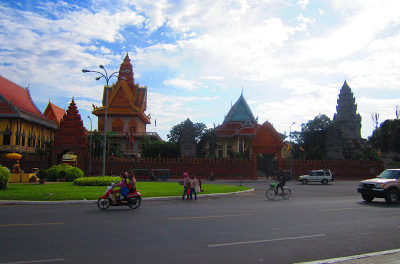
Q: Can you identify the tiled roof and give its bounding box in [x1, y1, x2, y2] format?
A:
[223, 93, 256, 123]
[44, 101, 65, 124]
[0, 75, 44, 117]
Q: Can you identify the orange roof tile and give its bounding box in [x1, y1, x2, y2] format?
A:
[44, 101, 65, 124]
[0, 75, 44, 118]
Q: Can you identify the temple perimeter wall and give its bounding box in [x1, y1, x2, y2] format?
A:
[0, 155, 385, 180]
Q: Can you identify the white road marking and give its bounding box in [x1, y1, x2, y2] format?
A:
[320, 208, 358, 211]
[0, 223, 64, 227]
[168, 213, 253, 220]
[295, 248, 400, 264]
[0, 258, 64, 264]
[208, 233, 326, 248]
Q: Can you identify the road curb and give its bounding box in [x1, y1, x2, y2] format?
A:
[0, 188, 255, 205]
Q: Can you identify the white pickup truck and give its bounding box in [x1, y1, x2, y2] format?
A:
[299, 169, 333, 185]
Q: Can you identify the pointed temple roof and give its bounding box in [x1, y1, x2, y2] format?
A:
[334, 80, 361, 122]
[54, 98, 87, 147]
[0, 75, 56, 128]
[43, 101, 65, 125]
[215, 93, 258, 137]
[223, 93, 256, 123]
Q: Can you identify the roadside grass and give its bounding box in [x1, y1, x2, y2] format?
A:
[0, 182, 251, 201]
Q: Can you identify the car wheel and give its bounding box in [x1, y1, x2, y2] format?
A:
[302, 179, 308, 185]
[362, 193, 374, 202]
[385, 189, 399, 204]
[321, 179, 328, 185]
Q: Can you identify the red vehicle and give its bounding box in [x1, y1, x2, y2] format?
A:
[97, 183, 142, 210]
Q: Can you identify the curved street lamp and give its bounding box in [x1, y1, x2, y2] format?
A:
[87, 116, 92, 177]
[82, 65, 119, 176]
[289, 122, 296, 180]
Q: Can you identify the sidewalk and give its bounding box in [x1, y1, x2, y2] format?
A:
[297, 249, 400, 264]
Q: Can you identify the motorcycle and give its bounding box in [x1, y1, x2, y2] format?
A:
[97, 183, 142, 211]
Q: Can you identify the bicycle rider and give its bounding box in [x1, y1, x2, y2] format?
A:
[275, 170, 286, 195]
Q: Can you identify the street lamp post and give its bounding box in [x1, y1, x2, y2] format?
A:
[82, 65, 119, 176]
[87, 116, 92, 177]
[289, 122, 295, 180]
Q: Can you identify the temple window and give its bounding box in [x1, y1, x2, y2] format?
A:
[112, 119, 124, 132]
[128, 119, 137, 133]
[27, 132, 32, 147]
[21, 132, 25, 146]
[15, 132, 20, 145]
[2, 126, 10, 145]
[216, 144, 223, 158]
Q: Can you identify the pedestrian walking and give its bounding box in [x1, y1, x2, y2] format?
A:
[182, 172, 190, 200]
[189, 174, 199, 200]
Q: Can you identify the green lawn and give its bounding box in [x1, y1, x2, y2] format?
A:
[0, 182, 251, 201]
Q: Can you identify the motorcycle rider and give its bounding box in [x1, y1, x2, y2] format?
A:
[112, 172, 129, 204]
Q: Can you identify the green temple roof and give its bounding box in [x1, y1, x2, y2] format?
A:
[223, 93, 256, 124]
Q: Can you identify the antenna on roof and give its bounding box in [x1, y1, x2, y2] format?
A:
[241, 85, 243, 95]
[25, 83, 30, 90]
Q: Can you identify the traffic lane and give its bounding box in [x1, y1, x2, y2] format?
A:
[0, 190, 399, 263]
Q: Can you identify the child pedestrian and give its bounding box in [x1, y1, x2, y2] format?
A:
[189, 174, 198, 200]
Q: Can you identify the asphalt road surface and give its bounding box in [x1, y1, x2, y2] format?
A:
[0, 180, 399, 264]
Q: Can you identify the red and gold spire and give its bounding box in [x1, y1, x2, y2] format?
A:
[118, 53, 135, 94]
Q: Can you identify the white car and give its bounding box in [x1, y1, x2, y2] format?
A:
[299, 169, 333, 185]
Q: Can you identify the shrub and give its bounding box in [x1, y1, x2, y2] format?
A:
[36, 169, 48, 181]
[74, 176, 120, 186]
[0, 165, 10, 190]
[46, 164, 84, 182]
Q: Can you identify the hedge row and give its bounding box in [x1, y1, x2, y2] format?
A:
[0, 165, 10, 190]
[37, 164, 84, 182]
[73, 176, 121, 186]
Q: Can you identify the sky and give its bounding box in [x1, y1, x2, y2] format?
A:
[1, 0, 400, 140]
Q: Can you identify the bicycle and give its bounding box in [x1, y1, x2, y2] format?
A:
[266, 181, 291, 200]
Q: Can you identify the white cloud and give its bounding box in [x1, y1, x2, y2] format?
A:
[296, 0, 309, 10]
[163, 78, 201, 91]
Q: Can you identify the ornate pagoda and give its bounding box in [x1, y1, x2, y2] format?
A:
[326, 81, 364, 159]
[92, 54, 160, 156]
[52, 98, 87, 169]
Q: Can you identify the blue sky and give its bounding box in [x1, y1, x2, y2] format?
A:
[1, 0, 400, 140]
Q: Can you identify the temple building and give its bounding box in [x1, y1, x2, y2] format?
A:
[92, 54, 160, 156]
[214, 92, 284, 176]
[0, 75, 58, 153]
[325, 81, 364, 159]
[214, 93, 258, 158]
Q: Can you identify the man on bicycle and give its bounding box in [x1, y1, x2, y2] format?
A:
[275, 170, 286, 195]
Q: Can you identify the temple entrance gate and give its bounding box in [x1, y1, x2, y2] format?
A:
[251, 122, 284, 180]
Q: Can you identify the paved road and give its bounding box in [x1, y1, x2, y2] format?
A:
[0, 180, 399, 264]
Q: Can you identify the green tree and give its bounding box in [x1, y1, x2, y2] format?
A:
[369, 119, 400, 154]
[197, 128, 218, 158]
[141, 137, 179, 158]
[167, 121, 207, 144]
[298, 114, 332, 160]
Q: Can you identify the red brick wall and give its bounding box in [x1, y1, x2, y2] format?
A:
[282, 159, 384, 180]
[89, 157, 256, 180]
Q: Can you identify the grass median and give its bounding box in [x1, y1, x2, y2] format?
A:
[0, 182, 251, 201]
